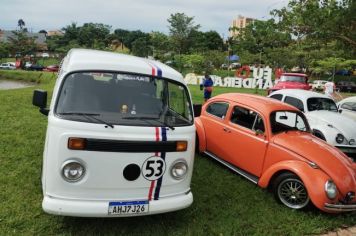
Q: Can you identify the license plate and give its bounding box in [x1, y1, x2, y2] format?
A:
[108, 200, 149, 215]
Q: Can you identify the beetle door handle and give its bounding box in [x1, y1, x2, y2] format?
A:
[223, 127, 231, 133]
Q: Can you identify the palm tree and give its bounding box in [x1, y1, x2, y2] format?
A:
[18, 19, 25, 30]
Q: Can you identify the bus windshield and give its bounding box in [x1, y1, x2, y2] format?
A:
[55, 72, 193, 127]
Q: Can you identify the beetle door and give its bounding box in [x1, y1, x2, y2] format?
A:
[224, 105, 268, 177]
[202, 102, 230, 158]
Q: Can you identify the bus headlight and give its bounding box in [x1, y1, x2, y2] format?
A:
[170, 160, 188, 180]
[325, 180, 337, 199]
[62, 160, 85, 182]
[335, 134, 344, 144]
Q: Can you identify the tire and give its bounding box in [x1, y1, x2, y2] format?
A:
[313, 130, 326, 141]
[272, 172, 310, 210]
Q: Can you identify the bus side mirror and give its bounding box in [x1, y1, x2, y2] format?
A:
[33, 89, 49, 116]
[193, 104, 202, 117]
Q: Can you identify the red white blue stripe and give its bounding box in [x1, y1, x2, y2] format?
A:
[148, 127, 167, 201]
[146, 61, 162, 77]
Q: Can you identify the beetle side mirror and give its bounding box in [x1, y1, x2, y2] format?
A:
[32, 89, 49, 116]
[338, 109, 342, 113]
[193, 104, 202, 117]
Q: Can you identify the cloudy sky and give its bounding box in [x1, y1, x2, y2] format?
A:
[1, 0, 288, 38]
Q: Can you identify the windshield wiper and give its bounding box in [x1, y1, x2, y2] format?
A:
[58, 112, 114, 129]
[122, 116, 175, 130]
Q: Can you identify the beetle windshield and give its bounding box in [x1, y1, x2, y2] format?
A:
[270, 111, 309, 134]
[307, 97, 338, 112]
[55, 72, 193, 127]
[280, 75, 306, 83]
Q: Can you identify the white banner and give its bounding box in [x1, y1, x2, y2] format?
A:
[184, 66, 276, 90]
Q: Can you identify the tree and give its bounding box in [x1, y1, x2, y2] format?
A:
[149, 31, 170, 59]
[131, 38, 152, 57]
[167, 13, 200, 54]
[0, 42, 10, 60]
[17, 19, 25, 30]
[204, 31, 223, 51]
[272, 0, 356, 55]
[77, 23, 111, 48]
[7, 31, 37, 57]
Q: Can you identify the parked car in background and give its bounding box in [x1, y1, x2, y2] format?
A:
[336, 81, 356, 93]
[338, 96, 356, 121]
[269, 89, 356, 159]
[336, 69, 351, 76]
[27, 64, 44, 71]
[0, 62, 16, 70]
[267, 73, 311, 95]
[195, 93, 356, 213]
[310, 80, 328, 91]
[42, 52, 50, 58]
[43, 64, 59, 72]
[228, 62, 241, 70]
[220, 64, 228, 69]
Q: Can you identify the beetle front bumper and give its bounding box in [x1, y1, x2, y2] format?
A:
[324, 202, 356, 212]
[335, 145, 356, 161]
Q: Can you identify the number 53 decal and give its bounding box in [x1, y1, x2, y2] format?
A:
[142, 156, 166, 181]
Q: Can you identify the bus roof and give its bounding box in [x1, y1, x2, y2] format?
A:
[60, 49, 184, 83]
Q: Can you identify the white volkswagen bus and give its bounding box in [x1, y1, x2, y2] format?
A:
[32, 49, 195, 217]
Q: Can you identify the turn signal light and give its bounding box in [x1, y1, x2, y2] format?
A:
[68, 138, 87, 150]
[176, 141, 187, 152]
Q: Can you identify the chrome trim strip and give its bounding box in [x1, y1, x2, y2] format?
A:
[324, 203, 356, 212]
[335, 145, 356, 153]
[204, 151, 259, 184]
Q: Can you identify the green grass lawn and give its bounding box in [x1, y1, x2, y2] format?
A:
[1, 72, 356, 235]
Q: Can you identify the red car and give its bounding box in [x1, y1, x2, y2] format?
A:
[268, 73, 311, 95]
[43, 65, 59, 72]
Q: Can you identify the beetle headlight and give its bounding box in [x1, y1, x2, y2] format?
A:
[170, 160, 188, 180]
[335, 134, 344, 144]
[62, 160, 85, 182]
[349, 139, 355, 145]
[325, 180, 337, 199]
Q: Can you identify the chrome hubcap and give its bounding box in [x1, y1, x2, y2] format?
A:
[278, 178, 309, 209]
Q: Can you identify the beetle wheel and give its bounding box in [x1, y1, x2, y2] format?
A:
[273, 173, 310, 210]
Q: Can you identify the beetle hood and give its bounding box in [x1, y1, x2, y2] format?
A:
[272, 132, 356, 194]
[306, 111, 356, 140]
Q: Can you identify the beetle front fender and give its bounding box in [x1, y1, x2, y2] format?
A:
[195, 117, 206, 153]
[259, 160, 330, 211]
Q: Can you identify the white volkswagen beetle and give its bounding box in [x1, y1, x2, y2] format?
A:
[338, 96, 356, 121]
[269, 89, 356, 160]
[32, 49, 195, 217]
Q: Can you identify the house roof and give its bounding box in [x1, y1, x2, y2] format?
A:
[0, 30, 46, 45]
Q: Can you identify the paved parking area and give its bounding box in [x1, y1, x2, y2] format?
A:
[320, 226, 356, 236]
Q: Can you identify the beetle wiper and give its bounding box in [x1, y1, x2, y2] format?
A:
[122, 116, 175, 130]
[58, 112, 114, 128]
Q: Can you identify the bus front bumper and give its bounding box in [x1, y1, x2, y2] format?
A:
[42, 191, 193, 217]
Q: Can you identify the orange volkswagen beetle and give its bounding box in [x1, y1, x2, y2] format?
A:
[195, 93, 356, 212]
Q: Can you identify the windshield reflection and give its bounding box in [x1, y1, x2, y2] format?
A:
[56, 72, 193, 127]
[307, 97, 338, 112]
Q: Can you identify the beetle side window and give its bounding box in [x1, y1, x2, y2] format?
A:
[206, 102, 229, 119]
[270, 94, 283, 101]
[230, 106, 265, 132]
[341, 102, 356, 111]
[285, 96, 304, 112]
